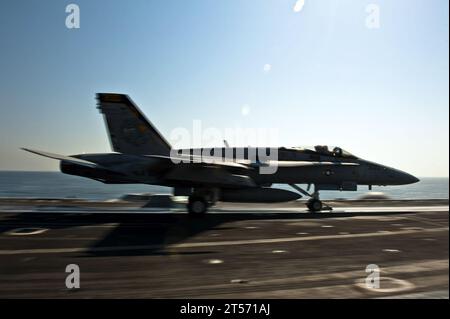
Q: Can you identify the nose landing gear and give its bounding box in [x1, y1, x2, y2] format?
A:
[289, 184, 332, 212]
[306, 198, 323, 211]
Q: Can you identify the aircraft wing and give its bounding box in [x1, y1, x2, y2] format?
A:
[22, 148, 102, 169]
[147, 154, 250, 170]
[163, 164, 256, 188]
[274, 161, 360, 168]
[149, 154, 255, 187]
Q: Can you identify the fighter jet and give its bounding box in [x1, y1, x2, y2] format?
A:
[23, 93, 419, 214]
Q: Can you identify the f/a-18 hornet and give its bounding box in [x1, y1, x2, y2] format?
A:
[24, 93, 419, 214]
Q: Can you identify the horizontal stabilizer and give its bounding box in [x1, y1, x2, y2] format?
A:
[21, 148, 100, 169]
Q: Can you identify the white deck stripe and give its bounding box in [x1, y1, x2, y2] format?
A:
[0, 226, 447, 255]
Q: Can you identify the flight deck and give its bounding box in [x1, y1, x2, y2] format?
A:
[0, 199, 448, 299]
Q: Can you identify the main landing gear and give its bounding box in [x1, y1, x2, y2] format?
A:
[289, 184, 332, 212]
[187, 195, 208, 215]
[186, 188, 219, 216]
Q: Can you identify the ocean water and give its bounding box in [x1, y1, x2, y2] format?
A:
[0, 171, 448, 201]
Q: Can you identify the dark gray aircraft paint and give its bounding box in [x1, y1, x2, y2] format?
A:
[23, 93, 419, 214]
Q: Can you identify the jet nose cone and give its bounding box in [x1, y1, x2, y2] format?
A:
[401, 172, 420, 185]
[409, 175, 420, 184]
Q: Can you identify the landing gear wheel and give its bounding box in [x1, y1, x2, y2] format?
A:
[187, 196, 208, 216]
[307, 199, 323, 212]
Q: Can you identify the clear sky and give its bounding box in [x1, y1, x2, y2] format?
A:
[0, 0, 448, 177]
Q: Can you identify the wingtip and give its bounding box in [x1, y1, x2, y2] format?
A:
[21, 148, 41, 156]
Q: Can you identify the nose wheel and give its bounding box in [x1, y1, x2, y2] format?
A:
[289, 184, 333, 212]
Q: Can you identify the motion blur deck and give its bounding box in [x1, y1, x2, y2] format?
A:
[0, 200, 448, 298]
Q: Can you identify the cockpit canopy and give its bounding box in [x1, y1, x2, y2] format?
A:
[285, 145, 358, 159]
